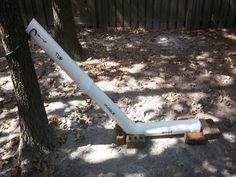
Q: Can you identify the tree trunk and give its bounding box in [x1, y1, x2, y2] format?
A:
[0, 1, 53, 160]
[52, 0, 83, 60]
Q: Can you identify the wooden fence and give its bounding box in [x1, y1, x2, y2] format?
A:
[19, 0, 54, 27]
[20, 0, 236, 30]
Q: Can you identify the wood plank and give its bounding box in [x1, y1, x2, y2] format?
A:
[160, 0, 169, 29]
[138, 0, 146, 28]
[233, 0, 236, 27]
[96, 0, 103, 27]
[124, 0, 131, 27]
[169, 0, 178, 29]
[208, 0, 215, 28]
[184, 132, 207, 145]
[94, 0, 99, 27]
[234, 0, 236, 27]
[189, 0, 200, 30]
[200, 119, 221, 140]
[97, 0, 107, 28]
[185, 0, 194, 30]
[20, 0, 236, 30]
[116, 0, 123, 27]
[109, 0, 116, 27]
[166, 0, 171, 29]
[146, 0, 153, 29]
[130, 0, 138, 28]
[219, 0, 230, 27]
[192, 0, 204, 29]
[88, 0, 97, 27]
[103, 0, 109, 27]
[227, 0, 236, 27]
[211, 0, 221, 27]
[153, 0, 162, 29]
[107, 0, 111, 26]
[177, 0, 187, 29]
[202, 0, 213, 29]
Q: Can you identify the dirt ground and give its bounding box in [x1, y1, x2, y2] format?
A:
[0, 28, 236, 177]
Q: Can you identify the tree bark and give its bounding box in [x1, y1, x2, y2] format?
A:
[0, 0, 53, 160]
[52, 0, 83, 60]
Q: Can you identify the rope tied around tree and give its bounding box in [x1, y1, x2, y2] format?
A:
[5, 40, 27, 57]
[1, 34, 31, 58]
[0, 28, 47, 58]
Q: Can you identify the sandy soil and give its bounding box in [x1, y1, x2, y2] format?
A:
[0, 28, 236, 177]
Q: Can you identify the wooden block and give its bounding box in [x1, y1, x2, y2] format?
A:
[200, 119, 211, 133]
[126, 135, 146, 148]
[116, 133, 126, 145]
[115, 124, 126, 145]
[184, 132, 207, 145]
[200, 119, 221, 140]
[205, 119, 221, 139]
[176, 116, 194, 120]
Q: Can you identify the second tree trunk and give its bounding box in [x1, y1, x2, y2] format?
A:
[52, 0, 83, 60]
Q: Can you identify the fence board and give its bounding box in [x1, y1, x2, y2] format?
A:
[98, 0, 109, 27]
[160, 0, 169, 29]
[211, 0, 221, 27]
[233, 0, 236, 26]
[88, 0, 97, 27]
[219, 0, 230, 27]
[20, 0, 236, 30]
[109, 0, 116, 27]
[124, 0, 131, 27]
[96, 0, 103, 27]
[202, 0, 213, 29]
[234, 0, 236, 26]
[166, 0, 171, 29]
[191, 0, 204, 29]
[190, 0, 198, 29]
[169, 0, 178, 29]
[138, 0, 146, 28]
[104, 0, 109, 27]
[116, 0, 123, 27]
[186, 0, 194, 30]
[146, 0, 153, 29]
[177, 0, 187, 28]
[227, 0, 236, 27]
[153, 0, 162, 28]
[130, 0, 138, 27]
